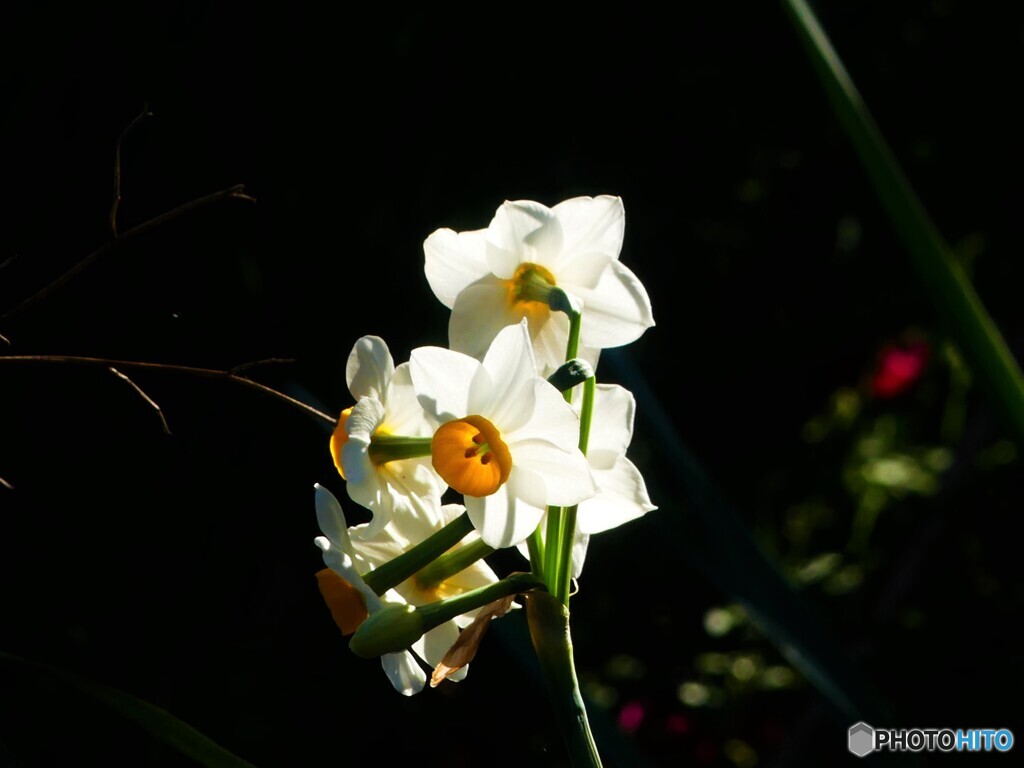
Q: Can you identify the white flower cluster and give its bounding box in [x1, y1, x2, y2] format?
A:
[314, 196, 656, 695]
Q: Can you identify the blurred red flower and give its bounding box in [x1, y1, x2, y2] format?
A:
[871, 341, 930, 398]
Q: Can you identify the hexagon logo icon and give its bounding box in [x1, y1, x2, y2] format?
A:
[848, 722, 875, 757]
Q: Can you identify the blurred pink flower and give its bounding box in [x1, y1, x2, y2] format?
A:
[617, 700, 647, 733]
[871, 341, 929, 398]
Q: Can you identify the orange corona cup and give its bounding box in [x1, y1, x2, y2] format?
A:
[329, 407, 354, 480]
[432, 416, 512, 497]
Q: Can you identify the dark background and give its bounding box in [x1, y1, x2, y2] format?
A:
[1, 2, 1021, 766]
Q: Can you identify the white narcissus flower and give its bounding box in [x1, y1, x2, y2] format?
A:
[313, 484, 497, 696]
[423, 195, 655, 375]
[410, 321, 596, 549]
[519, 384, 657, 577]
[331, 336, 444, 536]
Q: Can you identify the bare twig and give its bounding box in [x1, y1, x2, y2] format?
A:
[108, 366, 172, 434]
[0, 332, 9, 346]
[0, 185, 256, 324]
[0, 255, 18, 272]
[229, 358, 296, 376]
[110, 104, 154, 237]
[0, 354, 335, 426]
[0, 475, 13, 491]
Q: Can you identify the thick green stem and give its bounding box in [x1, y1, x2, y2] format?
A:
[577, 377, 595, 454]
[418, 573, 544, 627]
[553, 376, 595, 604]
[544, 505, 562, 589]
[362, 513, 473, 595]
[526, 592, 603, 768]
[366, 435, 433, 465]
[415, 538, 494, 588]
[350, 573, 546, 658]
[553, 506, 578, 604]
[562, 310, 583, 403]
[527, 528, 546, 580]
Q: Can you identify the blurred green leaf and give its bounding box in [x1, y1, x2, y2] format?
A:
[0, 651, 258, 768]
[608, 351, 887, 723]
[782, 0, 1024, 442]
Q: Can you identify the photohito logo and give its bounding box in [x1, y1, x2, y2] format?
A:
[848, 723, 1014, 757]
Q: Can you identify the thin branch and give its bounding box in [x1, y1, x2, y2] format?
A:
[0, 475, 13, 491]
[229, 358, 296, 376]
[108, 366, 172, 434]
[110, 104, 154, 237]
[0, 332, 9, 346]
[0, 355, 335, 426]
[0, 255, 18, 272]
[0, 184, 256, 323]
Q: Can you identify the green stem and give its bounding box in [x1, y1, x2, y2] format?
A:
[362, 512, 473, 595]
[544, 505, 562, 590]
[350, 573, 546, 658]
[417, 573, 544, 628]
[577, 376, 595, 454]
[366, 435, 433, 465]
[527, 592, 603, 768]
[527, 528, 546, 579]
[563, 311, 583, 403]
[554, 376, 595, 604]
[553, 506, 578, 604]
[415, 538, 494, 588]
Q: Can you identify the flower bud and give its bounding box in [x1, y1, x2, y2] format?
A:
[547, 358, 595, 393]
[348, 604, 425, 659]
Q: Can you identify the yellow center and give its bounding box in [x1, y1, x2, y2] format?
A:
[507, 262, 556, 324]
[431, 415, 512, 497]
[329, 407, 354, 480]
[316, 568, 368, 635]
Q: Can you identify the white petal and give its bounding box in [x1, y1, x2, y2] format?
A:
[506, 378, 581, 453]
[466, 486, 544, 549]
[448, 277, 521, 362]
[314, 534, 384, 613]
[381, 651, 427, 696]
[550, 196, 624, 276]
[438, 503, 468, 525]
[575, 260, 655, 349]
[410, 345, 478, 423]
[508, 441, 595, 507]
[443, 553, 499, 600]
[314, 484, 352, 552]
[412, 621, 460, 669]
[382, 364, 437, 436]
[570, 532, 591, 580]
[582, 384, 635, 461]
[530, 311, 571, 378]
[486, 200, 562, 278]
[424, 227, 491, 308]
[341, 439, 389, 531]
[481, 321, 536, 402]
[380, 461, 446, 527]
[345, 397, 385, 441]
[314, 535, 356, 582]
[471, 322, 539, 433]
[346, 336, 394, 402]
[577, 457, 657, 534]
